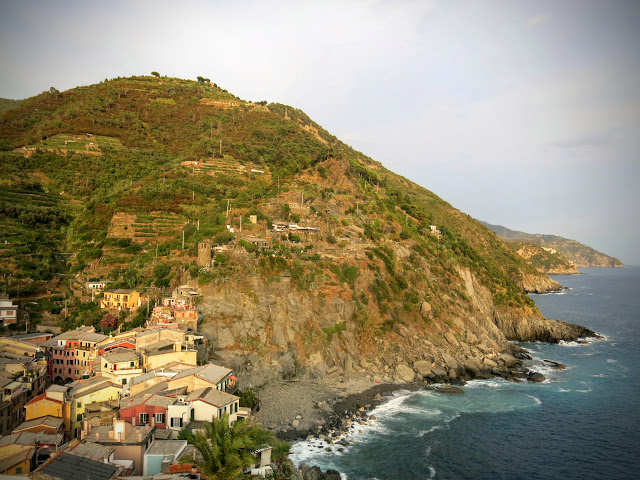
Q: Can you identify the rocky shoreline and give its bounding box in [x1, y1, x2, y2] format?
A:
[254, 349, 566, 443]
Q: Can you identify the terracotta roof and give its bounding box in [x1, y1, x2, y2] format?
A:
[25, 392, 63, 406]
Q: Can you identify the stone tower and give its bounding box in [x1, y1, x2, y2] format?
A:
[198, 241, 212, 267]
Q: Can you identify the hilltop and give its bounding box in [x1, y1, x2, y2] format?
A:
[481, 221, 623, 269]
[0, 75, 593, 389]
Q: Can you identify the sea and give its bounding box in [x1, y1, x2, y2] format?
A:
[290, 266, 640, 479]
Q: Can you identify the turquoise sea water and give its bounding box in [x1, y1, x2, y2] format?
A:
[291, 267, 640, 479]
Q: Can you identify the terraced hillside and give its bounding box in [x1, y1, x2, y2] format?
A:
[0, 75, 589, 378]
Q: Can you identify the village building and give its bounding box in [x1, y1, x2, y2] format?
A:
[11, 332, 54, 347]
[41, 326, 108, 384]
[0, 357, 47, 435]
[87, 280, 106, 291]
[31, 449, 123, 480]
[64, 377, 123, 439]
[25, 385, 66, 423]
[93, 347, 143, 386]
[85, 417, 156, 476]
[100, 289, 143, 312]
[140, 339, 197, 372]
[166, 363, 235, 393]
[0, 296, 18, 325]
[0, 432, 63, 476]
[142, 439, 188, 476]
[12, 415, 64, 436]
[119, 381, 177, 431]
[186, 387, 243, 425]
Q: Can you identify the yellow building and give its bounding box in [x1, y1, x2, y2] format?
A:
[100, 289, 143, 311]
[24, 385, 66, 421]
[64, 377, 122, 439]
[142, 343, 197, 371]
[0, 444, 34, 475]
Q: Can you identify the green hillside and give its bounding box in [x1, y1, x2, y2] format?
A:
[481, 221, 623, 268]
[0, 98, 21, 115]
[0, 75, 553, 334]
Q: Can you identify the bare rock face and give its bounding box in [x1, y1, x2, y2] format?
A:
[396, 364, 416, 383]
[194, 265, 595, 387]
[520, 272, 563, 293]
[493, 307, 596, 343]
[413, 360, 433, 377]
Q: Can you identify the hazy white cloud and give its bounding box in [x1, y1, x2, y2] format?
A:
[527, 13, 550, 25]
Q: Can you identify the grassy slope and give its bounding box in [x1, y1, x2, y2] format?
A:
[0, 76, 549, 333]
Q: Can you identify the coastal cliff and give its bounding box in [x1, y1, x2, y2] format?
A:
[0, 75, 596, 393]
[196, 265, 591, 389]
[482, 222, 623, 268]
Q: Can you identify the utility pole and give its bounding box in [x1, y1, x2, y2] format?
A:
[219, 139, 222, 156]
[182, 230, 185, 250]
[197, 219, 200, 231]
[239, 216, 242, 232]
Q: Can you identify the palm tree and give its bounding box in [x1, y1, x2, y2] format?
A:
[180, 414, 274, 480]
[271, 441, 292, 477]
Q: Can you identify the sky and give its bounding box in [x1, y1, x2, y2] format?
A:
[1, 0, 639, 264]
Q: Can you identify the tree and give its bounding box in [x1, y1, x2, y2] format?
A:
[151, 71, 160, 77]
[180, 414, 274, 480]
[100, 313, 118, 331]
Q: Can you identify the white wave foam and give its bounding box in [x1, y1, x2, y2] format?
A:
[592, 373, 607, 378]
[428, 466, 436, 478]
[607, 358, 617, 363]
[576, 381, 592, 393]
[558, 388, 571, 392]
[526, 395, 542, 405]
[418, 425, 442, 437]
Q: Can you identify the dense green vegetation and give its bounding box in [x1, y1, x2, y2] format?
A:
[0, 74, 548, 335]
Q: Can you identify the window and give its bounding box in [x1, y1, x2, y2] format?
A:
[130, 362, 135, 367]
[154, 413, 165, 424]
[170, 417, 183, 428]
[139, 413, 149, 424]
[15, 467, 22, 474]
[122, 378, 127, 385]
[77, 413, 82, 421]
[77, 402, 81, 408]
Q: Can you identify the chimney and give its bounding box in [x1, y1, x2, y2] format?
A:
[174, 342, 182, 352]
[132, 416, 136, 427]
[150, 416, 155, 427]
[161, 459, 171, 473]
[95, 432, 99, 441]
[137, 431, 142, 442]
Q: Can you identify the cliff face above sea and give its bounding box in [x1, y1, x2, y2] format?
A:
[196, 266, 592, 388]
[482, 222, 623, 268]
[0, 75, 595, 385]
[511, 242, 580, 275]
